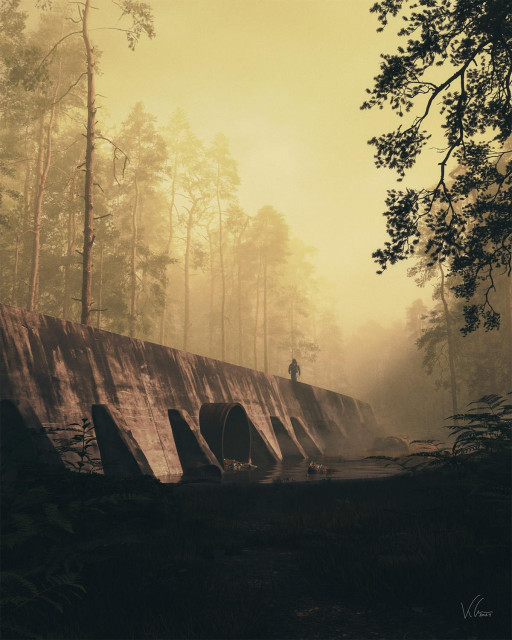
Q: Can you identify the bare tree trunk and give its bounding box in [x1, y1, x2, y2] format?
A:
[63, 168, 78, 318]
[129, 176, 139, 337]
[18, 133, 33, 305]
[26, 115, 45, 310]
[237, 257, 243, 365]
[23, 131, 32, 230]
[207, 225, 215, 355]
[159, 204, 173, 344]
[253, 262, 260, 369]
[236, 226, 248, 365]
[439, 263, 458, 415]
[183, 206, 194, 351]
[263, 257, 269, 373]
[290, 294, 295, 358]
[96, 240, 104, 329]
[81, 0, 96, 325]
[11, 235, 20, 305]
[160, 158, 177, 345]
[216, 169, 226, 360]
[28, 62, 61, 311]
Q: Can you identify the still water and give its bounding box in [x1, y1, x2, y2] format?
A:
[221, 458, 401, 484]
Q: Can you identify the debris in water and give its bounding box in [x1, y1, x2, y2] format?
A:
[224, 459, 258, 472]
[307, 461, 334, 475]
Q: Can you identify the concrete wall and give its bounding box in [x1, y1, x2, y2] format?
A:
[0, 304, 379, 480]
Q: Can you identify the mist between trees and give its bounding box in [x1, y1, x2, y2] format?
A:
[1, 1, 510, 443]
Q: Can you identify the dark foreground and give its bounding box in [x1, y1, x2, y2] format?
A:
[1, 466, 510, 640]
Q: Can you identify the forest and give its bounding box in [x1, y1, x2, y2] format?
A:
[1, 0, 511, 442]
[1, 2, 511, 639]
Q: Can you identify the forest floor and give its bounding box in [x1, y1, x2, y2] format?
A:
[1, 465, 510, 640]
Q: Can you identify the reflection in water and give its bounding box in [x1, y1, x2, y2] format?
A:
[221, 458, 401, 484]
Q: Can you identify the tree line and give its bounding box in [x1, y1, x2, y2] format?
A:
[1, 0, 510, 438]
[0, 1, 339, 383]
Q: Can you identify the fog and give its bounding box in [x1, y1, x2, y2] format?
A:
[4, 0, 510, 443]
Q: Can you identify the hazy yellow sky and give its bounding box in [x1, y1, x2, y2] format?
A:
[28, 0, 441, 332]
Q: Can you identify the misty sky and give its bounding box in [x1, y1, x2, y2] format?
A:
[25, 0, 440, 331]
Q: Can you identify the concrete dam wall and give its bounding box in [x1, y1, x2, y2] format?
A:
[0, 304, 379, 481]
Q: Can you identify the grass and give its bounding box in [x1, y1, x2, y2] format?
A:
[1, 463, 510, 640]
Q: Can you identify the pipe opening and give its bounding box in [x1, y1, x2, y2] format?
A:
[199, 403, 254, 468]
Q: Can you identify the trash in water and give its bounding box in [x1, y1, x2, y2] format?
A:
[224, 459, 258, 472]
[307, 461, 334, 475]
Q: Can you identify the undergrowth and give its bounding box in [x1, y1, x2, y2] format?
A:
[1, 396, 510, 639]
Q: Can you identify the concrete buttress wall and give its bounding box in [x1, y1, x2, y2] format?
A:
[0, 304, 379, 480]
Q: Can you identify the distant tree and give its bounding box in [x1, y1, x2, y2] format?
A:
[249, 206, 289, 372]
[32, 0, 155, 325]
[159, 109, 192, 345]
[363, 0, 512, 332]
[409, 254, 511, 409]
[207, 133, 239, 360]
[116, 102, 166, 337]
[0, 3, 85, 313]
[78, 0, 155, 326]
[406, 298, 428, 339]
[179, 138, 213, 351]
[225, 204, 250, 365]
[0, 0, 42, 306]
[278, 239, 319, 369]
[312, 305, 346, 392]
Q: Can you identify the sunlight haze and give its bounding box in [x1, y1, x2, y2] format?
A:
[77, 0, 437, 332]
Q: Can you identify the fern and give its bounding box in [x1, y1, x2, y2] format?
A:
[399, 394, 512, 490]
[47, 418, 101, 473]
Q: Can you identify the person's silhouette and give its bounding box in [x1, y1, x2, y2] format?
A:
[288, 358, 301, 381]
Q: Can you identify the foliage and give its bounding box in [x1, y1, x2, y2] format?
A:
[1, 467, 510, 639]
[363, 0, 512, 332]
[0, 479, 83, 638]
[47, 418, 101, 473]
[116, 0, 155, 50]
[0, 5, 343, 383]
[392, 394, 512, 493]
[447, 392, 511, 467]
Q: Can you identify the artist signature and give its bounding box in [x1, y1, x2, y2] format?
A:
[461, 595, 493, 619]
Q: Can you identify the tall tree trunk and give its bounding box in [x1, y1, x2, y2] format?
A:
[129, 176, 139, 337]
[96, 240, 104, 329]
[26, 115, 45, 309]
[23, 129, 32, 230]
[263, 257, 269, 373]
[253, 262, 260, 369]
[28, 62, 61, 311]
[183, 206, 194, 351]
[11, 235, 20, 305]
[290, 294, 295, 358]
[159, 203, 174, 344]
[236, 229, 246, 365]
[17, 133, 33, 305]
[207, 225, 216, 355]
[439, 263, 458, 415]
[216, 168, 226, 360]
[81, 0, 96, 325]
[63, 168, 78, 318]
[160, 157, 177, 345]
